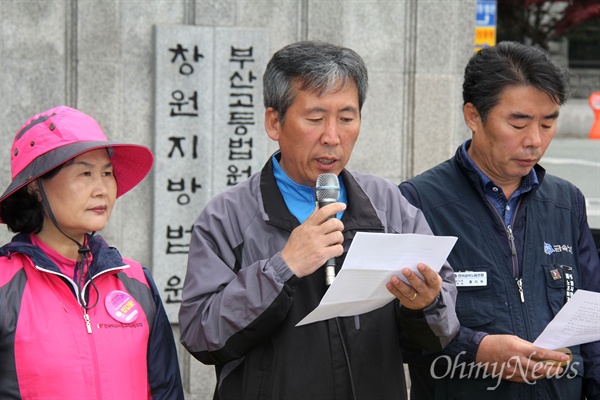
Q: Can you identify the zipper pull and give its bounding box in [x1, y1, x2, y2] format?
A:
[83, 311, 93, 334]
[516, 278, 525, 303]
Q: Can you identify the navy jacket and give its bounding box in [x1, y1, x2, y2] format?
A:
[400, 143, 600, 399]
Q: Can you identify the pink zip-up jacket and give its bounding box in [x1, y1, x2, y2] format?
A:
[0, 233, 183, 399]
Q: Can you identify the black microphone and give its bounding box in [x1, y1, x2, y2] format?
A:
[315, 173, 340, 286]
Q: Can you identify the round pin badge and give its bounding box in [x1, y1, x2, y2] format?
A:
[105, 290, 140, 323]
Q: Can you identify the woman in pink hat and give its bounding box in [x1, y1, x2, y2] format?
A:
[0, 106, 183, 399]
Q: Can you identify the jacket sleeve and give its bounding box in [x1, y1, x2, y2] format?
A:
[143, 268, 185, 400]
[394, 184, 460, 352]
[178, 200, 298, 366]
[574, 188, 600, 399]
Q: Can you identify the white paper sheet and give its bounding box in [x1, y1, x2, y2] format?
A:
[533, 289, 600, 349]
[296, 232, 457, 326]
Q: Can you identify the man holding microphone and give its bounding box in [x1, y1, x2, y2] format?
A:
[179, 40, 459, 400]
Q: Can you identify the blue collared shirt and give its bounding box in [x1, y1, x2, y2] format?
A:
[460, 140, 539, 227]
[272, 153, 347, 224]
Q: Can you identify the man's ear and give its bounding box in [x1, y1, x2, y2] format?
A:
[264, 107, 282, 141]
[463, 102, 481, 132]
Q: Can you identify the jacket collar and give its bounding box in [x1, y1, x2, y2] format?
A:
[454, 139, 546, 199]
[260, 155, 383, 234]
[0, 232, 126, 275]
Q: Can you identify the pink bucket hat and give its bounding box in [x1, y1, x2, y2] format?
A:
[0, 106, 154, 223]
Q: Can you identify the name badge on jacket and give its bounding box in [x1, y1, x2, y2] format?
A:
[455, 271, 487, 287]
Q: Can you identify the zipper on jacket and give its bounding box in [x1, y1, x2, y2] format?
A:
[83, 311, 92, 334]
[80, 281, 93, 334]
[506, 225, 518, 277]
[508, 198, 524, 303]
[486, 198, 523, 302]
[516, 277, 525, 303]
[36, 264, 128, 334]
[506, 225, 524, 303]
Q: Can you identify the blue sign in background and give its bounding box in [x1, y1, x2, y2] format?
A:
[476, 0, 497, 27]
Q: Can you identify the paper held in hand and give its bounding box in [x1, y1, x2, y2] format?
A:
[296, 232, 457, 326]
[533, 289, 600, 350]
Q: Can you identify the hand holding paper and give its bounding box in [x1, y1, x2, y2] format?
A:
[386, 263, 444, 310]
[296, 232, 457, 326]
[533, 289, 600, 350]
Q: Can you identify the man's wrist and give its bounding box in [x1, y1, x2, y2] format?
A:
[467, 331, 489, 362]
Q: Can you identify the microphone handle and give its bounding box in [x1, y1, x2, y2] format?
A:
[319, 199, 337, 286]
[325, 257, 336, 286]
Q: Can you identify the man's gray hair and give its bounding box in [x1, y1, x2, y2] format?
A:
[263, 40, 368, 124]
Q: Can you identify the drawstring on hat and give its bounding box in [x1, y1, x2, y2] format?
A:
[37, 178, 99, 311]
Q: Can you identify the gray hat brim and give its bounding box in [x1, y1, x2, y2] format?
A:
[0, 141, 153, 223]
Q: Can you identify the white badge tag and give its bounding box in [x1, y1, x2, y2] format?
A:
[454, 271, 487, 287]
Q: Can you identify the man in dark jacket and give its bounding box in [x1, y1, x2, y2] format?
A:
[179, 40, 459, 400]
[400, 41, 600, 399]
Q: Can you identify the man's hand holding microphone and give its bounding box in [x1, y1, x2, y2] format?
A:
[281, 174, 345, 281]
[282, 173, 443, 311]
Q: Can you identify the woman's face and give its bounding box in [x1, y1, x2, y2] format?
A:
[37, 149, 117, 241]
